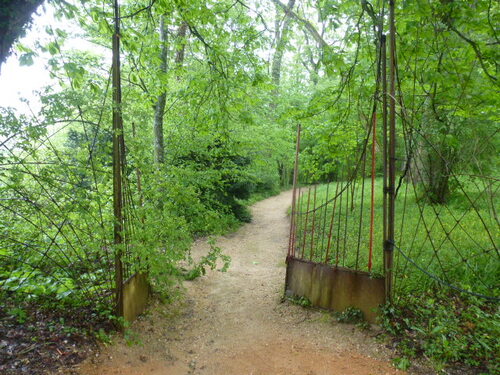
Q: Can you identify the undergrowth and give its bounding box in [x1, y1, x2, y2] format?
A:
[382, 292, 499, 373]
[182, 238, 231, 281]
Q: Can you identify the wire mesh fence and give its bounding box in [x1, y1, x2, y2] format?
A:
[287, 21, 499, 303]
[288, 123, 499, 303]
[0, 2, 142, 315]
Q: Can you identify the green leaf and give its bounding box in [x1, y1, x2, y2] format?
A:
[19, 52, 35, 66]
[47, 41, 60, 56]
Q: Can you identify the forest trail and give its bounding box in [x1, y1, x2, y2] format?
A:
[76, 191, 404, 375]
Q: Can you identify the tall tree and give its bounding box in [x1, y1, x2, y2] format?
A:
[174, 21, 188, 77]
[271, 0, 295, 87]
[153, 14, 168, 165]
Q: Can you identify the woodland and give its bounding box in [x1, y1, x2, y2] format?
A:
[0, 0, 498, 374]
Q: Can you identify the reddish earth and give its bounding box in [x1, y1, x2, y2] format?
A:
[72, 191, 406, 375]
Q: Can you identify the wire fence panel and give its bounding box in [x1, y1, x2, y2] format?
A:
[287, 20, 499, 305]
[289, 126, 384, 276]
[288, 119, 499, 304]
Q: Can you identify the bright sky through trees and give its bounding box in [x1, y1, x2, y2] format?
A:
[0, 1, 102, 116]
[0, 6, 52, 114]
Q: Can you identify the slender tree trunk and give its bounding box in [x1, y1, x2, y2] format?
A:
[153, 19, 188, 165]
[272, 0, 295, 187]
[426, 150, 452, 204]
[174, 22, 188, 77]
[271, 0, 295, 87]
[271, 0, 328, 48]
[153, 14, 168, 165]
[411, 93, 456, 204]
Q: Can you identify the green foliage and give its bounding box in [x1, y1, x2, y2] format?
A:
[124, 328, 142, 347]
[183, 238, 231, 281]
[334, 307, 364, 324]
[382, 294, 500, 373]
[169, 137, 255, 224]
[1, 1, 498, 373]
[286, 295, 312, 307]
[392, 356, 411, 371]
[7, 307, 27, 324]
[94, 328, 112, 345]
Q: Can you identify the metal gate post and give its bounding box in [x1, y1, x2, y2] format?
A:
[112, 0, 124, 319]
[384, 0, 397, 303]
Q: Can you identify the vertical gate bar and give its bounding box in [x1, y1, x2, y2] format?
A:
[309, 185, 317, 261]
[112, 0, 124, 319]
[300, 188, 312, 259]
[294, 188, 301, 256]
[316, 191, 325, 262]
[316, 187, 325, 261]
[298, 190, 304, 259]
[350, 173, 356, 212]
[355, 152, 367, 270]
[320, 183, 330, 262]
[288, 125, 301, 259]
[292, 127, 302, 257]
[342, 181, 349, 266]
[292, 187, 302, 257]
[382, 34, 388, 272]
[368, 112, 377, 272]
[325, 181, 340, 263]
[385, 0, 397, 302]
[335, 182, 343, 266]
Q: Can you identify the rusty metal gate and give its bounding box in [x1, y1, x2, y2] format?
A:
[285, 14, 397, 323]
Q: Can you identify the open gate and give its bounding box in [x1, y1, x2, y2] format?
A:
[285, 9, 397, 323]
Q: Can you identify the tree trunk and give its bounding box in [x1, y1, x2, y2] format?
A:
[271, 0, 295, 87]
[272, 0, 295, 187]
[174, 22, 188, 79]
[410, 125, 454, 205]
[153, 14, 168, 165]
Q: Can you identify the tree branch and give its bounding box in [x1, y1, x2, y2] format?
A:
[449, 26, 498, 84]
[120, 0, 157, 19]
[270, 0, 328, 49]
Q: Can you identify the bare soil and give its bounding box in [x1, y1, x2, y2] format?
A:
[74, 191, 406, 375]
[0, 302, 109, 375]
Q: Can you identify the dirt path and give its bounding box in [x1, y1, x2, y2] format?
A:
[76, 191, 404, 375]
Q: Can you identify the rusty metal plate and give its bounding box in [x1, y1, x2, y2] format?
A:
[285, 257, 385, 324]
[123, 272, 150, 323]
